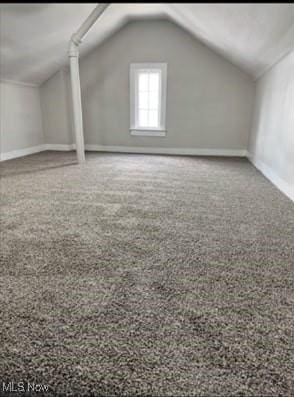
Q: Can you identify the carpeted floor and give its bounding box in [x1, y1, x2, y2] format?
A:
[0, 151, 293, 396]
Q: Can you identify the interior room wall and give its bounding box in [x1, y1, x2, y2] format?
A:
[39, 19, 255, 155]
[0, 81, 44, 160]
[77, 19, 255, 153]
[248, 50, 294, 201]
[39, 70, 73, 146]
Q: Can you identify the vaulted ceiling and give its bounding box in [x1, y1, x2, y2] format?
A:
[1, 3, 294, 86]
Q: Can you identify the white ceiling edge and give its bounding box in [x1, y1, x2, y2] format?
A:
[167, 7, 250, 75]
[13, 13, 257, 88]
[34, 14, 294, 85]
[167, 4, 294, 81]
[255, 49, 294, 81]
[43, 12, 294, 85]
[1, 3, 294, 86]
[253, 24, 294, 80]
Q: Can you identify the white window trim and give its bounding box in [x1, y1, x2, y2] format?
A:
[130, 62, 167, 137]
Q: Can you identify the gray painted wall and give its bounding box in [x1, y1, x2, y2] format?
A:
[0, 81, 44, 154]
[39, 19, 255, 151]
[77, 20, 255, 150]
[249, 50, 294, 197]
[40, 70, 73, 145]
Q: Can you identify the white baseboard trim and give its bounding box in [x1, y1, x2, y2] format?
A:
[85, 145, 247, 157]
[0, 78, 38, 88]
[0, 143, 75, 161]
[0, 143, 247, 161]
[0, 145, 46, 161]
[248, 155, 294, 202]
[45, 144, 75, 151]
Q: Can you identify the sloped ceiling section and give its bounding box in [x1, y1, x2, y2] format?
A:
[1, 3, 294, 86]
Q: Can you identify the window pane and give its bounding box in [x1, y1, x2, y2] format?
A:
[149, 73, 159, 92]
[149, 91, 159, 110]
[148, 110, 159, 127]
[138, 73, 148, 91]
[139, 92, 148, 109]
[139, 109, 148, 127]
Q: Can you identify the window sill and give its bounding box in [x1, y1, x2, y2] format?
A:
[130, 129, 166, 137]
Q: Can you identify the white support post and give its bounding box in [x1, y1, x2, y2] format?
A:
[68, 3, 110, 163]
[69, 42, 85, 163]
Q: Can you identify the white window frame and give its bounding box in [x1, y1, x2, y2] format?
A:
[130, 63, 167, 137]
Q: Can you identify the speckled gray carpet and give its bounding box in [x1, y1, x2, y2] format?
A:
[0, 151, 293, 396]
